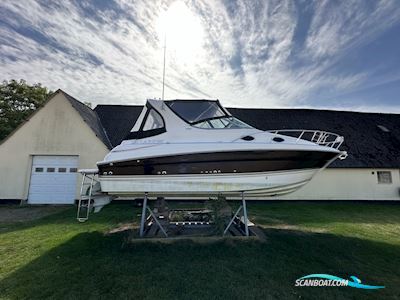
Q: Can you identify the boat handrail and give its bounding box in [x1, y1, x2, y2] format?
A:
[268, 129, 344, 149]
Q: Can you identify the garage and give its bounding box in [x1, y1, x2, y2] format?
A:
[28, 155, 79, 204]
[0, 90, 111, 203]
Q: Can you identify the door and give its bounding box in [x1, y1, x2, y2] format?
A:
[28, 155, 79, 204]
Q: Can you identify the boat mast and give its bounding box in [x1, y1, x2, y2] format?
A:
[162, 34, 166, 100]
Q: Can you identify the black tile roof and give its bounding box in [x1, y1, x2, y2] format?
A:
[94, 104, 400, 168]
[94, 104, 143, 147]
[61, 91, 112, 149]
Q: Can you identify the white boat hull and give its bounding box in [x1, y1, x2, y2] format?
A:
[99, 168, 319, 199]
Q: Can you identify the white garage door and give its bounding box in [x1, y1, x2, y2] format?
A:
[28, 155, 79, 204]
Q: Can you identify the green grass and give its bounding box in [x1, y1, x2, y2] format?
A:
[1, 202, 400, 299]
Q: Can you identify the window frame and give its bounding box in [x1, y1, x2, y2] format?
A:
[377, 171, 392, 184]
[165, 100, 231, 125]
[192, 116, 254, 129]
[141, 109, 165, 131]
[125, 103, 166, 140]
[165, 100, 253, 130]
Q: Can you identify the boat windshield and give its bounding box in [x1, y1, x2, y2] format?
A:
[166, 100, 227, 123]
[166, 100, 253, 129]
[194, 117, 253, 129]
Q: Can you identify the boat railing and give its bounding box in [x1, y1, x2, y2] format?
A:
[268, 129, 344, 149]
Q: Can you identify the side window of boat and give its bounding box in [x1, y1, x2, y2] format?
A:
[143, 109, 164, 131]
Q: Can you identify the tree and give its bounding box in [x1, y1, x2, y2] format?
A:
[0, 79, 52, 141]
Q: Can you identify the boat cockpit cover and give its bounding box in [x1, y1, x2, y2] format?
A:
[165, 100, 229, 124]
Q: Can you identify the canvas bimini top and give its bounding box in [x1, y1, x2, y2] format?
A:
[125, 99, 256, 140]
[165, 100, 253, 129]
[165, 100, 229, 124]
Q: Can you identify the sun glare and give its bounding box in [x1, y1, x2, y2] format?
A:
[157, 1, 204, 64]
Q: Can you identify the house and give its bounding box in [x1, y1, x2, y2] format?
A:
[0, 89, 399, 204]
[0, 90, 111, 204]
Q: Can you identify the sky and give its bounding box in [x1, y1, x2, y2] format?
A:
[1, 0, 400, 112]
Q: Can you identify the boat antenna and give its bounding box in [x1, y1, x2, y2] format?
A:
[162, 34, 166, 100]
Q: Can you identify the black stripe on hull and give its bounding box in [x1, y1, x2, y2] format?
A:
[98, 150, 338, 176]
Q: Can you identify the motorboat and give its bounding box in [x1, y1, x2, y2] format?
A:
[97, 99, 347, 198]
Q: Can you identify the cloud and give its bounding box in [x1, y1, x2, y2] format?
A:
[305, 0, 400, 59]
[0, 0, 400, 113]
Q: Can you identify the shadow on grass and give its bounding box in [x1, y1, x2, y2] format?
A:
[0, 203, 140, 235]
[1, 228, 399, 300]
[249, 201, 400, 226]
[2, 202, 400, 237]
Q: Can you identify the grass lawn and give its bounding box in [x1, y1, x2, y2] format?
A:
[1, 201, 400, 299]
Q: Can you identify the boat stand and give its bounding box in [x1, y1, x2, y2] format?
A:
[139, 193, 168, 238]
[223, 192, 249, 236]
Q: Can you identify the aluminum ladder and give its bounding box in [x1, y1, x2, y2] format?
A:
[76, 169, 99, 222]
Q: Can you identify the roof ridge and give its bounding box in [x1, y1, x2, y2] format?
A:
[95, 104, 143, 108]
[95, 103, 400, 116]
[227, 107, 400, 115]
[60, 90, 113, 149]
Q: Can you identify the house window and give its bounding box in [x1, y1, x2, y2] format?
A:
[58, 168, 67, 173]
[377, 171, 392, 184]
[47, 168, 55, 173]
[69, 168, 78, 173]
[35, 167, 44, 172]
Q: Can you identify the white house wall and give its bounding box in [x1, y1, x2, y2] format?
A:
[274, 168, 400, 200]
[0, 93, 109, 200]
